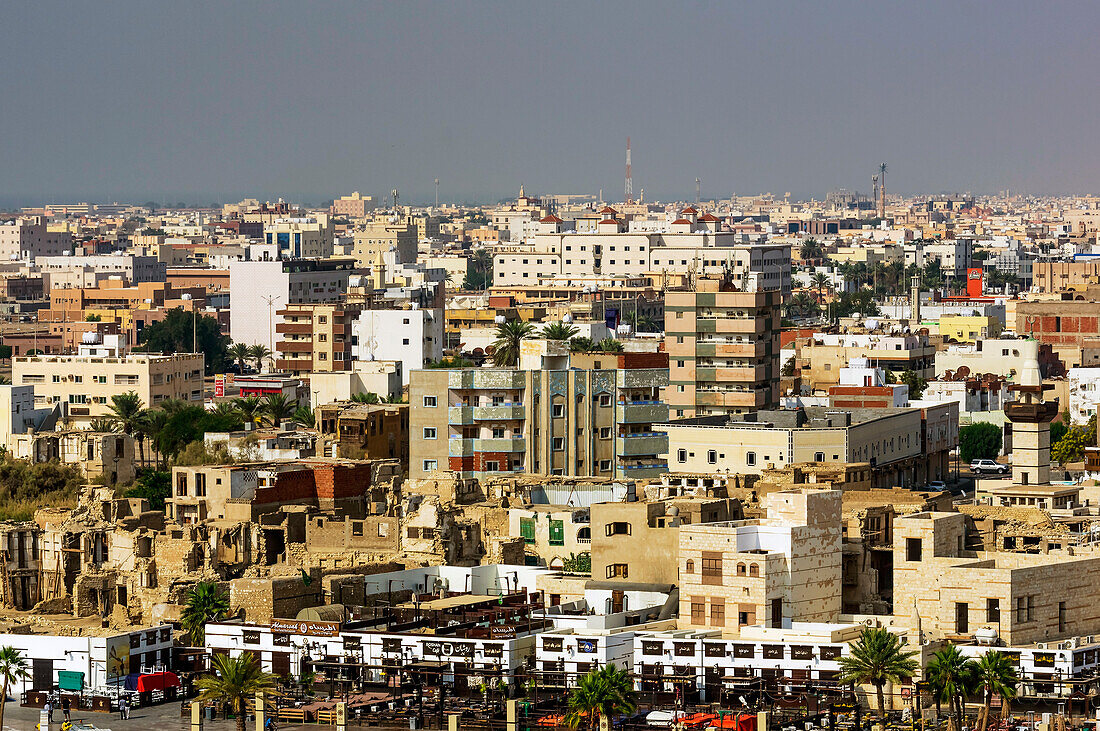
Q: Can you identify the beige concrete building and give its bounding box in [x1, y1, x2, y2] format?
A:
[892, 510, 1100, 645]
[331, 191, 376, 219]
[352, 219, 418, 266]
[665, 278, 781, 417]
[13, 338, 204, 425]
[678, 489, 842, 634]
[274, 302, 361, 376]
[410, 366, 669, 480]
[590, 497, 740, 585]
[263, 217, 334, 258]
[662, 406, 954, 488]
[800, 333, 935, 391]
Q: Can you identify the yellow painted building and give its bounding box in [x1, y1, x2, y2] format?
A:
[938, 314, 1002, 344]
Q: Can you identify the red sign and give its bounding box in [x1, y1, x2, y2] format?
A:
[214, 375, 225, 397]
[966, 267, 983, 298]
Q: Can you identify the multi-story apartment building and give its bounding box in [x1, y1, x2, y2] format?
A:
[262, 217, 334, 258]
[662, 404, 957, 488]
[35, 254, 166, 285]
[0, 216, 71, 260]
[40, 280, 206, 322]
[331, 191, 376, 219]
[409, 367, 669, 480]
[352, 305, 443, 385]
[352, 219, 418, 266]
[13, 335, 204, 425]
[800, 332, 936, 391]
[665, 278, 781, 418]
[493, 208, 791, 295]
[678, 489, 842, 633]
[274, 303, 361, 376]
[228, 258, 354, 353]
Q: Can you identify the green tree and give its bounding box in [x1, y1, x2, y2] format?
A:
[1052, 428, 1088, 464]
[569, 337, 595, 353]
[541, 321, 580, 341]
[596, 338, 624, 353]
[491, 320, 535, 367]
[350, 392, 380, 404]
[140, 409, 169, 470]
[782, 356, 796, 377]
[292, 407, 315, 428]
[426, 356, 473, 369]
[228, 342, 251, 372]
[898, 370, 928, 400]
[0, 646, 30, 731]
[811, 271, 831, 305]
[925, 645, 977, 724]
[799, 237, 824, 261]
[89, 417, 117, 432]
[959, 422, 1003, 463]
[234, 397, 267, 426]
[562, 552, 591, 574]
[137, 308, 230, 374]
[263, 394, 295, 426]
[247, 344, 271, 372]
[973, 651, 1018, 731]
[833, 290, 880, 319]
[107, 392, 147, 465]
[181, 581, 230, 647]
[838, 627, 918, 718]
[124, 470, 171, 511]
[195, 653, 279, 731]
[564, 664, 637, 731]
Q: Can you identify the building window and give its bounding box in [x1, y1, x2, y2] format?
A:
[746, 451, 756, 466]
[1059, 601, 1067, 633]
[423, 396, 437, 407]
[677, 449, 687, 463]
[1016, 597, 1027, 623]
[606, 522, 631, 536]
[685, 560, 694, 574]
[906, 538, 922, 562]
[552, 403, 565, 418]
[956, 602, 968, 633]
[710, 600, 725, 627]
[748, 563, 759, 577]
[520, 517, 536, 544]
[814, 452, 825, 462]
[987, 598, 999, 623]
[599, 427, 612, 439]
[552, 437, 565, 451]
[707, 450, 717, 464]
[606, 564, 628, 579]
[352, 522, 363, 537]
[485, 461, 500, 471]
[549, 519, 565, 546]
[423, 427, 437, 439]
[691, 598, 705, 624]
[422, 460, 437, 472]
[599, 395, 611, 407]
[701, 553, 722, 585]
[598, 459, 611, 471]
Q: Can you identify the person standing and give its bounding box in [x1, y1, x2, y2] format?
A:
[119, 695, 128, 720]
[44, 699, 53, 723]
[62, 697, 71, 722]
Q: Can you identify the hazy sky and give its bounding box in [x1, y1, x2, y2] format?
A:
[2, 1, 1098, 207]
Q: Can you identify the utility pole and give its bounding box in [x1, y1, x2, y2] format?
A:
[625, 137, 632, 204]
[262, 294, 279, 372]
[695, 178, 701, 206]
[434, 178, 439, 209]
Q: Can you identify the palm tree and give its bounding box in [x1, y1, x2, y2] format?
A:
[263, 394, 295, 426]
[181, 581, 230, 647]
[973, 652, 1017, 731]
[196, 653, 278, 731]
[541, 321, 580, 341]
[596, 338, 624, 353]
[350, 392, 381, 404]
[234, 397, 267, 427]
[800, 237, 823, 261]
[634, 314, 657, 333]
[0, 646, 29, 730]
[140, 409, 168, 470]
[926, 645, 977, 725]
[491, 320, 534, 367]
[89, 417, 117, 432]
[211, 402, 242, 421]
[292, 406, 315, 428]
[838, 627, 918, 718]
[228, 343, 251, 372]
[107, 392, 147, 464]
[564, 664, 637, 731]
[247, 344, 271, 373]
[811, 272, 831, 305]
[569, 336, 595, 353]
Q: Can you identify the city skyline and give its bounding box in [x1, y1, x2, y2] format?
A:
[2, 1, 1099, 206]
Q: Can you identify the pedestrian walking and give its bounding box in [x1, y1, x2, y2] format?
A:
[44, 699, 53, 722]
[119, 695, 129, 720]
[62, 697, 71, 722]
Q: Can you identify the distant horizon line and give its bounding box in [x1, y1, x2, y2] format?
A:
[0, 188, 1089, 212]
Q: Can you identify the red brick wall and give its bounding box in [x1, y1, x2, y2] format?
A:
[618, 352, 669, 369]
[448, 451, 512, 473]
